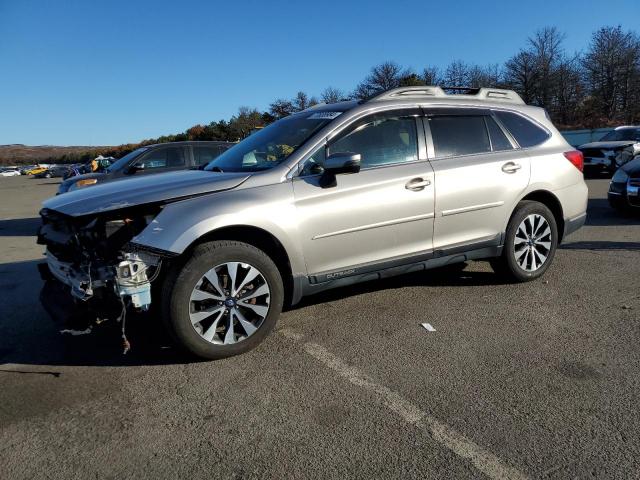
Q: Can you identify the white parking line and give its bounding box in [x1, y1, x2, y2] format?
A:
[279, 328, 528, 480]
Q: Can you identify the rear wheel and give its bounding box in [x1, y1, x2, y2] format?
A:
[162, 241, 284, 359]
[490, 201, 558, 282]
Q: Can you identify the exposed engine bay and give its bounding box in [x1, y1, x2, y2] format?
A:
[37, 205, 168, 348]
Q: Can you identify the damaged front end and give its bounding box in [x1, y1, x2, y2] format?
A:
[37, 205, 170, 339]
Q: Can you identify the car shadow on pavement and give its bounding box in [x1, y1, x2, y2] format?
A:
[560, 240, 640, 251]
[585, 199, 640, 226]
[0, 217, 41, 236]
[293, 263, 508, 310]
[0, 259, 195, 368]
[1, 259, 506, 367]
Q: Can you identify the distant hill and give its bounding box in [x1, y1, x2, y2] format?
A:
[0, 144, 113, 165]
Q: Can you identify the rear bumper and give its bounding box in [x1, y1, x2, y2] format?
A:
[563, 212, 586, 240]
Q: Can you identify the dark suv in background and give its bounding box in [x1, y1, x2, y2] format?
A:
[58, 141, 234, 194]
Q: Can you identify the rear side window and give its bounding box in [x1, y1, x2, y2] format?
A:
[485, 116, 513, 151]
[429, 116, 491, 158]
[494, 111, 549, 148]
[194, 145, 226, 165]
[135, 147, 185, 169]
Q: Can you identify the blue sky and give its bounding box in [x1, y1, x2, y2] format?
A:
[1, 0, 638, 146]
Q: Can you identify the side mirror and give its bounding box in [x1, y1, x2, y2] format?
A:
[125, 164, 145, 174]
[324, 152, 361, 175]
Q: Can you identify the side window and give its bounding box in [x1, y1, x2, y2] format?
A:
[429, 116, 491, 158]
[136, 147, 185, 169]
[328, 114, 418, 169]
[194, 146, 225, 165]
[494, 111, 550, 148]
[485, 116, 514, 151]
[299, 144, 326, 176]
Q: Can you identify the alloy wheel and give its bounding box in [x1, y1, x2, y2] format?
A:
[513, 214, 552, 272]
[189, 262, 270, 345]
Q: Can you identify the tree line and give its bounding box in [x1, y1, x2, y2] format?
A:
[28, 25, 640, 164]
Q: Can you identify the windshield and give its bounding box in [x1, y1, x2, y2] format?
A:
[599, 129, 640, 142]
[205, 112, 340, 172]
[106, 147, 149, 172]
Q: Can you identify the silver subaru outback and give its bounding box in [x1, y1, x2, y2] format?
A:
[38, 86, 588, 359]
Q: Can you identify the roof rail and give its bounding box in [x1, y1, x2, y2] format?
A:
[369, 86, 525, 105]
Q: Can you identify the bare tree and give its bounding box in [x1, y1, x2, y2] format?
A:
[528, 27, 565, 108]
[269, 98, 295, 119]
[398, 68, 426, 87]
[467, 64, 502, 87]
[554, 55, 584, 126]
[504, 50, 538, 104]
[422, 65, 442, 86]
[352, 61, 403, 99]
[583, 26, 640, 122]
[444, 60, 470, 87]
[321, 86, 345, 104]
[292, 91, 311, 111]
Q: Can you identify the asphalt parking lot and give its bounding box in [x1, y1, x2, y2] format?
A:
[1, 175, 639, 479]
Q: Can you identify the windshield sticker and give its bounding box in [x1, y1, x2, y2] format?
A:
[307, 111, 342, 120]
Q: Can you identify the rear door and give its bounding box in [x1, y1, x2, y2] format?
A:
[425, 108, 531, 251]
[130, 145, 189, 175]
[293, 108, 435, 276]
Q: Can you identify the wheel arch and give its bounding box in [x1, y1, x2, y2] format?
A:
[516, 190, 565, 241]
[183, 225, 298, 307]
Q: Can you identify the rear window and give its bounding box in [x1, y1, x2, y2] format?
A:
[494, 111, 549, 148]
[429, 116, 491, 158]
[485, 116, 513, 151]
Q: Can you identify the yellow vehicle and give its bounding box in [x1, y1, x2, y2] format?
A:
[25, 166, 47, 176]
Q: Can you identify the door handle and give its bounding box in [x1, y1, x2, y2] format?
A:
[405, 178, 431, 191]
[502, 162, 522, 174]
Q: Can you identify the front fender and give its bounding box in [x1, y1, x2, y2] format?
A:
[130, 183, 307, 276]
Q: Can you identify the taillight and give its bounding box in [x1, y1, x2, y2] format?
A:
[564, 150, 584, 172]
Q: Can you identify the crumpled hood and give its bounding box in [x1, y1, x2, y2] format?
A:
[43, 170, 250, 216]
[578, 140, 637, 150]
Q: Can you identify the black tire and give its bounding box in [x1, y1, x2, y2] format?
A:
[490, 201, 558, 282]
[161, 240, 283, 360]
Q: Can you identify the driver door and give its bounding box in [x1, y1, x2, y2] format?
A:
[292, 109, 435, 277]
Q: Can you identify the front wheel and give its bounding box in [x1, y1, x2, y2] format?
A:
[490, 201, 558, 282]
[162, 240, 284, 359]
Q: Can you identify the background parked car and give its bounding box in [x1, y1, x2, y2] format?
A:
[57, 141, 234, 194]
[0, 167, 21, 177]
[609, 156, 640, 211]
[34, 165, 71, 179]
[19, 164, 40, 175]
[25, 165, 48, 176]
[578, 126, 640, 174]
